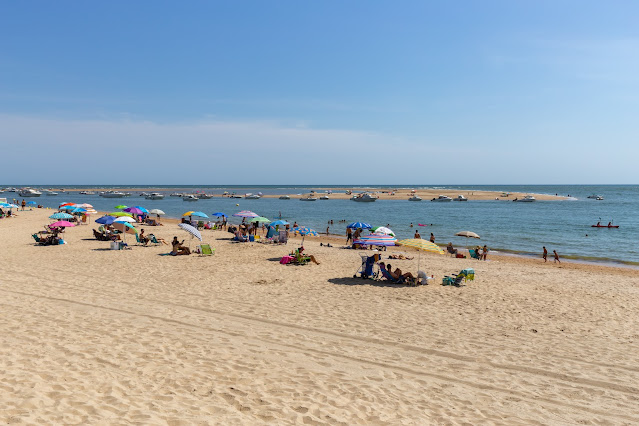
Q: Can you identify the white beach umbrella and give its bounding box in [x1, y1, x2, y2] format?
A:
[114, 216, 136, 223]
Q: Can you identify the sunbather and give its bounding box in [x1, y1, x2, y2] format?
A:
[385, 263, 415, 281]
[171, 236, 190, 255]
[149, 233, 168, 245]
[139, 229, 150, 245]
[295, 247, 320, 264]
[447, 242, 458, 255]
[388, 254, 414, 260]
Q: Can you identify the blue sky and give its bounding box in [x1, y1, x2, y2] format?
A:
[1, 1, 638, 184]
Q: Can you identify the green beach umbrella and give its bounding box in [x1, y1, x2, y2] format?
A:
[115, 205, 128, 209]
[108, 211, 134, 217]
[249, 216, 271, 223]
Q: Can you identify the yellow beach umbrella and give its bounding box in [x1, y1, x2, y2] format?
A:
[396, 239, 445, 254]
[183, 211, 195, 217]
[396, 238, 445, 274]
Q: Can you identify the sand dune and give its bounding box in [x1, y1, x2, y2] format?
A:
[1, 209, 638, 424]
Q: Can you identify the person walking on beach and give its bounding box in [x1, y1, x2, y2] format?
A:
[346, 227, 353, 244]
[430, 233, 435, 243]
[553, 250, 561, 263]
[542, 246, 548, 262]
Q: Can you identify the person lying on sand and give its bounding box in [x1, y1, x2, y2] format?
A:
[388, 254, 414, 260]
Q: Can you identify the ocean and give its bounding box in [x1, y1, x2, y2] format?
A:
[5, 184, 638, 267]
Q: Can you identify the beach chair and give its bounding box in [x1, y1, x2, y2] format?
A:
[32, 233, 41, 243]
[293, 249, 310, 265]
[150, 235, 162, 245]
[197, 221, 204, 230]
[468, 249, 481, 260]
[442, 268, 475, 286]
[135, 234, 142, 245]
[278, 230, 288, 245]
[378, 264, 405, 284]
[198, 243, 215, 256]
[354, 253, 380, 279]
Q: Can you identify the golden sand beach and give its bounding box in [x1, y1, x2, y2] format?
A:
[1, 209, 638, 424]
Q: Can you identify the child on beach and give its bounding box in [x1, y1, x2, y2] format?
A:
[553, 250, 560, 263]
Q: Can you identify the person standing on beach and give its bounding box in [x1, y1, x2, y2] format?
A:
[346, 227, 353, 244]
[553, 250, 561, 263]
[542, 246, 547, 262]
[326, 226, 329, 235]
[482, 245, 488, 260]
[414, 230, 421, 239]
[21, 199, 26, 210]
[430, 233, 435, 243]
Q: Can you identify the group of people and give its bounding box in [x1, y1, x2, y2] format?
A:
[542, 246, 561, 263]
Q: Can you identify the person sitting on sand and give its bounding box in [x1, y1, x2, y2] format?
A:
[139, 229, 150, 245]
[447, 242, 458, 255]
[384, 263, 415, 282]
[148, 233, 168, 245]
[171, 236, 190, 255]
[296, 247, 320, 264]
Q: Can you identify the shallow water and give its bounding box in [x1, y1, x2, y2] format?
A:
[6, 184, 638, 265]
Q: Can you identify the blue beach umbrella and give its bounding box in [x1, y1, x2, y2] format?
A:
[190, 211, 208, 218]
[347, 222, 372, 229]
[212, 212, 226, 217]
[49, 212, 74, 220]
[71, 207, 87, 213]
[292, 226, 319, 244]
[27, 201, 37, 205]
[60, 205, 77, 211]
[270, 220, 289, 226]
[95, 215, 116, 225]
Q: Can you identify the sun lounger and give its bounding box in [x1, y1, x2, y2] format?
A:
[442, 268, 475, 286]
[278, 230, 288, 245]
[468, 249, 481, 260]
[378, 263, 405, 284]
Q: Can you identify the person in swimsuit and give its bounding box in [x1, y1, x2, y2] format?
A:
[543, 246, 547, 262]
[430, 233, 435, 243]
[414, 230, 421, 239]
[553, 250, 560, 263]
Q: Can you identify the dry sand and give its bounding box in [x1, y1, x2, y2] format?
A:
[1, 208, 638, 424]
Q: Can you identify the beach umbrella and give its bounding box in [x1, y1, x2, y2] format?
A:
[354, 233, 396, 246]
[50, 220, 76, 228]
[178, 223, 202, 248]
[1, 203, 18, 209]
[249, 216, 270, 223]
[133, 206, 149, 213]
[60, 205, 78, 211]
[233, 210, 259, 218]
[76, 203, 93, 208]
[70, 207, 87, 213]
[211, 212, 226, 217]
[114, 216, 136, 223]
[84, 208, 98, 215]
[396, 238, 445, 273]
[148, 209, 165, 216]
[190, 211, 208, 218]
[455, 231, 480, 239]
[112, 221, 137, 243]
[270, 220, 289, 226]
[124, 207, 144, 215]
[95, 216, 116, 225]
[371, 226, 395, 237]
[347, 222, 372, 229]
[292, 226, 318, 244]
[49, 212, 74, 220]
[59, 202, 75, 207]
[26, 201, 37, 205]
[108, 211, 133, 217]
[115, 205, 128, 209]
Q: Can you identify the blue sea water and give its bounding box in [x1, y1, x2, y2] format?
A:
[5, 184, 638, 266]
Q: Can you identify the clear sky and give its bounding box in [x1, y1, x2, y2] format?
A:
[1, 1, 638, 184]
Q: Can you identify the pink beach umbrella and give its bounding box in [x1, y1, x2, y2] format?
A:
[49, 221, 76, 228]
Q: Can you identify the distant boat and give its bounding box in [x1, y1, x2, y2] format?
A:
[408, 196, 422, 201]
[453, 195, 468, 201]
[79, 191, 95, 195]
[591, 222, 619, 228]
[300, 195, 317, 201]
[43, 190, 58, 196]
[513, 195, 536, 202]
[279, 195, 290, 200]
[101, 191, 127, 198]
[19, 188, 42, 197]
[145, 192, 165, 200]
[587, 194, 603, 199]
[182, 195, 198, 201]
[139, 192, 150, 197]
[431, 195, 452, 202]
[245, 193, 261, 199]
[170, 192, 183, 197]
[319, 195, 330, 200]
[350, 193, 378, 202]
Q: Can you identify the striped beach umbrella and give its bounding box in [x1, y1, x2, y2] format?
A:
[292, 226, 318, 244]
[178, 223, 202, 247]
[233, 210, 259, 218]
[354, 233, 396, 246]
[347, 222, 372, 229]
[396, 239, 445, 254]
[249, 216, 270, 223]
